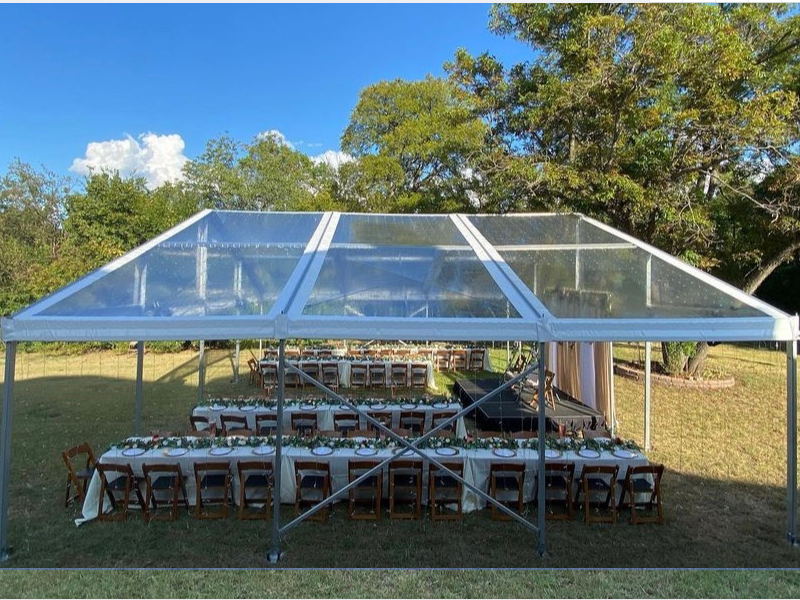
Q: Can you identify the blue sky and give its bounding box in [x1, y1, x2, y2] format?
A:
[0, 3, 532, 187]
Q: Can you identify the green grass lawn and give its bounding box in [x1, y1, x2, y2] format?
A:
[0, 342, 798, 595]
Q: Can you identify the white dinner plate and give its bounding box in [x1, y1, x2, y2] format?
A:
[544, 449, 562, 459]
[392, 447, 412, 455]
[355, 447, 378, 457]
[267, 405, 278, 411]
[300, 404, 316, 411]
[121, 447, 146, 457]
[239, 405, 256, 412]
[492, 448, 517, 458]
[164, 448, 188, 457]
[253, 445, 275, 456]
[613, 449, 638, 459]
[339, 404, 355, 412]
[311, 446, 334, 456]
[578, 449, 601, 459]
[401, 403, 417, 410]
[209, 447, 234, 456]
[432, 402, 449, 409]
[210, 404, 227, 411]
[435, 447, 458, 456]
[369, 403, 387, 410]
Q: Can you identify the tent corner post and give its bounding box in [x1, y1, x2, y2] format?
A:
[197, 340, 206, 404]
[787, 339, 798, 547]
[233, 340, 241, 384]
[269, 338, 286, 562]
[134, 341, 144, 435]
[536, 340, 547, 558]
[0, 340, 18, 562]
[644, 341, 652, 451]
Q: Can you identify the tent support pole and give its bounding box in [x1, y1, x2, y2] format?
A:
[234, 340, 240, 384]
[536, 340, 547, 557]
[0, 341, 17, 561]
[609, 341, 616, 437]
[788, 339, 798, 546]
[644, 341, 652, 451]
[197, 340, 205, 403]
[134, 341, 144, 435]
[268, 339, 286, 563]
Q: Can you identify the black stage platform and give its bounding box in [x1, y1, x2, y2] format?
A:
[453, 378, 605, 433]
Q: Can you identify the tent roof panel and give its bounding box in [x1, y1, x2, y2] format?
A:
[2, 210, 797, 342]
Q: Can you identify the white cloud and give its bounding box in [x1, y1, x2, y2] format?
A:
[256, 129, 294, 149]
[312, 150, 354, 170]
[70, 132, 188, 189]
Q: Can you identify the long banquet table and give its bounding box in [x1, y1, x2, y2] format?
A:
[259, 358, 438, 390]
[193, 400, 469, 439]
[77, 437, 646, 524]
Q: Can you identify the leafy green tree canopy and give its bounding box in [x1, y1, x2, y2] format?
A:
[341, 76, 489, 212]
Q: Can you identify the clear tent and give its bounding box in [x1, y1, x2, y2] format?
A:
[3, 210, 796, 342]
[1, 210, 797, 560]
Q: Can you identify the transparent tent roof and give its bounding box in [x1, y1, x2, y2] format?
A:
[3, 210, 796, 343]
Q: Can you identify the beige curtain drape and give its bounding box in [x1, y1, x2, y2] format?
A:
[555, 342, 580, 400]
[545, 341, 613, 423]
[594, 342, 612, 420]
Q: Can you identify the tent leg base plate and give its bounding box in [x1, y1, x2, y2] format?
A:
[788, 533, 799, 547]
[267, 549, 283, 563]
[0, 547, 12, 562]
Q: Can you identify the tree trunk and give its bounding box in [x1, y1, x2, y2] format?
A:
[687, 341, 708, 376]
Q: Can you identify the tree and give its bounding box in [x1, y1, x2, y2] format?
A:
[448, 3, 800, 374]
[61, 172, 198, 280]
[183, 133, 341, 212]
[341, 76, 489, 212]
[0, 160, 71, 314]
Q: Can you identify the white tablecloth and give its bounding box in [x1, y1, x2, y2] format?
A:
[77, 441, 646, 524]
[193, 402, 468, 439]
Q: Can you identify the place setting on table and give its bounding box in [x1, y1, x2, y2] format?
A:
[192, 395, 469, 438]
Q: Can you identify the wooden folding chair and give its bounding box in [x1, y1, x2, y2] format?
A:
[348, 460, 382, 521]
[429, 461, 463, 521]
[399, 411, 426, 436]
[451, 349, 468, 371]
[193, 462, 233, 519]
[220, 414, 248, 436]
[294, 461, 331, 522]
[237, 460, 273, 520]
[142, 463, 189, 522]
[321, 362, 340, 392]
[96, 463, 145, 522]
[62, 442, 97, 508]
[291, 412, 318, 437]
[389, 459, 422, 520]
[537, 461, 575, 520]
[368, 362, 387, 389]
[489, 462, 525, 520]
[619, 464, 665, 525]
[576, 464, 619, 524]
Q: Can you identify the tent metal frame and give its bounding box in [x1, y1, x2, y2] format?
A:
[267, 339, 549, 562]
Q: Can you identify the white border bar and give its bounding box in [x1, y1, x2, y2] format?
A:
[453, 214, 552, 319]
[284, 212, 341, 317]
[268, 211, 335, 319]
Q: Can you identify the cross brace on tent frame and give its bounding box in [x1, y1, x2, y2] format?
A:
[267, 340, 550, 563]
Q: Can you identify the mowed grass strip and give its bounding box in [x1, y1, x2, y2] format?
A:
[0, 343, 797, 574]
[1, 569, 800, 599]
